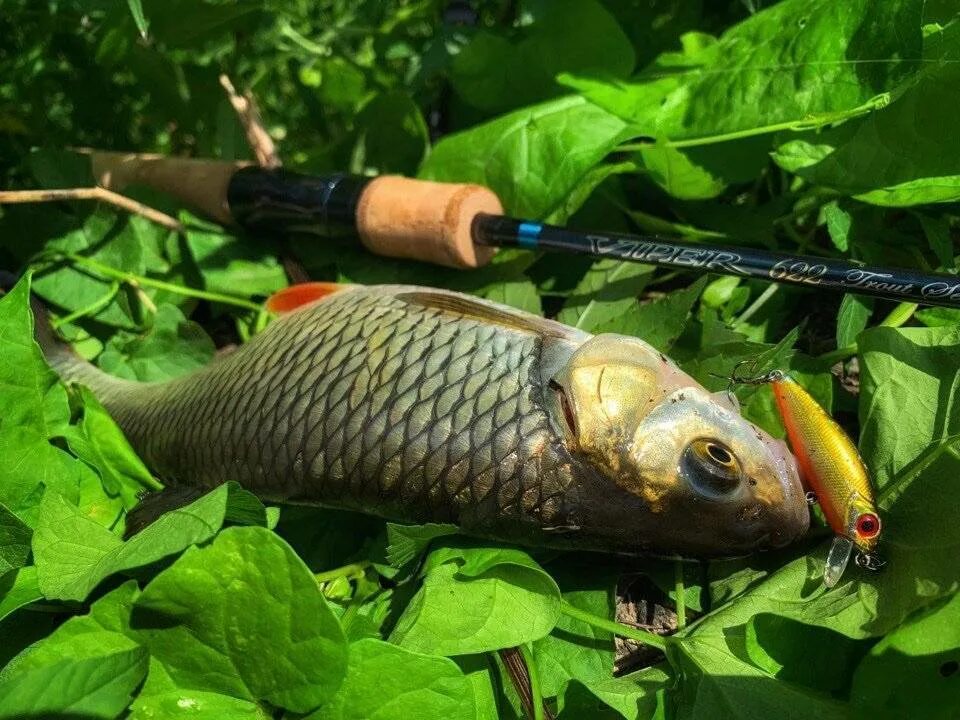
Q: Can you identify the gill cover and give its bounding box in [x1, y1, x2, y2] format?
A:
[549, 334, 687, 472]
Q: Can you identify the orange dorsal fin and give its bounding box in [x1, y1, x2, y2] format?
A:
[266, 282, 350, 314]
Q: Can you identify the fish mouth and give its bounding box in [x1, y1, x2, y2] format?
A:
[761, 436, 810, 546]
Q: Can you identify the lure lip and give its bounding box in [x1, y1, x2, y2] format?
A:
[824, 535, 854, 588]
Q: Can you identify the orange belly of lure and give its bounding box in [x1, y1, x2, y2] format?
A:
[770, 373, 882, 587]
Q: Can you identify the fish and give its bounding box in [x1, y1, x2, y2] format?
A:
[732, 365, 882, 586]
[37, 282, 810, 558]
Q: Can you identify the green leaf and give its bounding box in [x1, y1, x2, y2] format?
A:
[636, 144, 727, 200]
[859, 325, 960, 487]
[134, 526, 348, 713]
[533, 560, 617, 703]
[126, 0, 150, 38]
[667, 634, 849, 720]
[0, 275, 97, 519]
[139, 0, 262, 48]
[132, 687, 269, 720]
[183, 217, 287, 299]
[556, 259, 654, 331]
[31, 212, 167, 330]
[917, 213, 955, 269]
[559, 666, 670, 720]
[822, 201, 852, 252]
[307, 638, 476, 720]
[0, 505, 30, 575]
[64, 386, 158, 509]
[0, 567, 42, 623]
[32, 483, 261, 602]
[0, 645, 148, 720]
[420, 96, 630, 219]
[562, 0, 922, 144]
[390, 545, 561, 656]
[316, 58, 367, 111]
[481, 278, 544, 315]
[97, 302, 215, 381]
[0, 274, 68, 433]
[385, 522, 460, 568]
[351, 91, 429, 176]
[595, 277, 707, 352]
[778, 32, 960, 206]
[744, 613, 870, 694]
[915, 306, 960, 327]
[850, 592, 960, 719]
[702, 276, 742, 309]
[451, 0, 634, 114]
[131, 655, 271, 720]
[835, 294, 873, 349]
[453, 655, 502, 720]
[857, 325, 960, 630]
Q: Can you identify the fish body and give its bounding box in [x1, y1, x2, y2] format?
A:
[770, 373, 881, 584]
[43, 284, 809, 558]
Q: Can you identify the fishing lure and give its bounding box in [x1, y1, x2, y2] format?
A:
[732, 365, 883, 587]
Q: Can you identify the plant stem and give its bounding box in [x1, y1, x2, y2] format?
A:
[879, 301, 918, 328]
[818, 344, 857, 366]
[818, 300, 918, 365]
[51, 281, 120, 329]
[58, 254, 262, 312]
[674, 560, 687, 631]
[519, 644, 545, 720]
[559, 600, 668, 651]
[314, 561, 370, 584]
[735, 283, 779, 326]
[615, 97, 881, 151]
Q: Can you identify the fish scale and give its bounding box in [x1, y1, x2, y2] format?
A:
[57, 287, 577, 539]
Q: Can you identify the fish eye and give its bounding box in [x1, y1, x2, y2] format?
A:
[855, 512, 881, 539]
[705, 442, 734, 466]
[682, 439, 743, 497]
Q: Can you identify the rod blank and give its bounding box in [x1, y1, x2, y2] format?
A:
[473, 214, 960, 309]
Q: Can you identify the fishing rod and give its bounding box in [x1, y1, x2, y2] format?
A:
[77, 153, 960, 308]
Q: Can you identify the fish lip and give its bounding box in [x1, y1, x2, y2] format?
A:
[763, 436, 810, 545]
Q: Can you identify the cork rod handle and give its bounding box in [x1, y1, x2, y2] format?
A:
[356, 176, 502, 269]
[88, 151, 248, 226]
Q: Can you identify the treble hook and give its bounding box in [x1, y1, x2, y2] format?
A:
[710, 359, 786, 399]
[855, 551, 886, 572]
[730, 358, 785, 386]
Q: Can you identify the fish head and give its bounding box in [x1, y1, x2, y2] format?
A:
[550, 334, 809, 557]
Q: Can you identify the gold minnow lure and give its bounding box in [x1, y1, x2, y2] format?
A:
[734, 366, 882, 587]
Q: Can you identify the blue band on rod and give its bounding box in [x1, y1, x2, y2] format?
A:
[517, 222, 542, 248]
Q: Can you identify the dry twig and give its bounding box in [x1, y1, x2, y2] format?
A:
[219, 74, 282, 169]
[0, 187, 183, 232]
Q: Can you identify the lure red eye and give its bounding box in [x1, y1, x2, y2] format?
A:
[855, 513, 881, 539]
